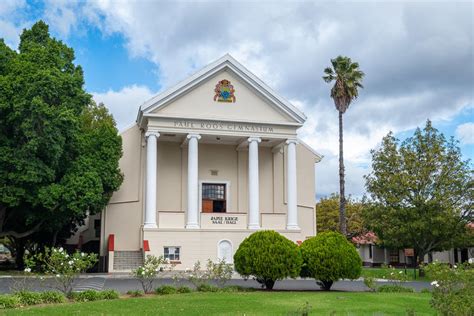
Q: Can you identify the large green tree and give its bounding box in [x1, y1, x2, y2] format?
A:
[323, 56, 364, 236]
[316, 194, 366, 238]
[0, 21, 123, 267]
[364, 121, 473, 265]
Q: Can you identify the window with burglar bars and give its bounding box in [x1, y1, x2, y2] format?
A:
[164, 247, 180, 261]
[202, 183, 226, 213]
[202, 183, 225, 200]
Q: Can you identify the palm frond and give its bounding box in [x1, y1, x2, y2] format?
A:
[323, 55, 365, 111]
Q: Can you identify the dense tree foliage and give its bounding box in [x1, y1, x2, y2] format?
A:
[316, 194, 366, 237]
[0, 21, 122, 267]
[364, 121, 473, 265]
[300, 232, 361, 290]
[323, 56, 364, 235]
[234, 230, 302, 290]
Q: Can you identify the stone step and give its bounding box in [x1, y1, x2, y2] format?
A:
[114, 251, 144, 271]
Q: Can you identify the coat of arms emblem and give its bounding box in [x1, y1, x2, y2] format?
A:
[214, 79, 236, 103]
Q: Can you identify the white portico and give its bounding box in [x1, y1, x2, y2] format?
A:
[102, 55, 322, 271]
[142, 128, 301, 231]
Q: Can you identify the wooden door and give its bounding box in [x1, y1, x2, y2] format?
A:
[202, 199, 213, 213]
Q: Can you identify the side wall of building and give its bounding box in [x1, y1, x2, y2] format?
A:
[102, 124, 145, 255]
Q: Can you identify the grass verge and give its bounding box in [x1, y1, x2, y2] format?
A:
[2, 291, 433, 315]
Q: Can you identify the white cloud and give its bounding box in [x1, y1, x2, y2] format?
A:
[456, 123, 474, 145]
[92, 85, 156, 131]
[78, 1, 472, 198]
[314, 151, 369, 198]
[0, 0, 28, 48]
[2, 1, 472, 198]
[42, 0, 79, 37]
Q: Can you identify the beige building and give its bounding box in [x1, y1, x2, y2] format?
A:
[353, 232, 474, 267]
[73, 55, 322, 272]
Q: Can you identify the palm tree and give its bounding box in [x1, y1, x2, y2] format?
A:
[323, 56, 364, 236]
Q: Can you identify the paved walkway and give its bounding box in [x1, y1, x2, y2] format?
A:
[0, 275, 431, 294]
[73, 277, 106, 292]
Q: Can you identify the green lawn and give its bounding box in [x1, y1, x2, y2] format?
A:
[2, 292, 434, 315]
[361, 267, 429, 281]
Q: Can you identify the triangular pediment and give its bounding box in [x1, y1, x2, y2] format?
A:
[137, 55, 306, 126]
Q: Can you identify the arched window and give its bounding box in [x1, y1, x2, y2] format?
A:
[217, 240, 233, 263]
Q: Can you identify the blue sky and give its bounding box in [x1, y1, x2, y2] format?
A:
[1, 0, 472, 198]
[69, 29, 161, 92]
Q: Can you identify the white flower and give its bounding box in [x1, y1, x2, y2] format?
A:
[431, 281, 439, 288]
[68, 260, 73, 265]
[59, 247, 64, 252]
[56, 274, 60, 278]
[81, 252, 85, 257]
[469, 258, 473, 264]
[453, 265, 457, 269]
[399, 271, 403, 274]
[141, 271, 145, 275]
[24, 267, 31, 273]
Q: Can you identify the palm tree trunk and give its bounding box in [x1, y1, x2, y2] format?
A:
[338, 110, 347, 235]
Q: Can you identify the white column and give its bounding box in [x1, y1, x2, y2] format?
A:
[248, 137, 261, 229]
[286, 139, 299, 230]
[144, 131, 160, 229]
[186, 134, 201, 229]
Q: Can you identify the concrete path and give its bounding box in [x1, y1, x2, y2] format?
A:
[0, 276, 431, 294]
[73, 277, 106, 292]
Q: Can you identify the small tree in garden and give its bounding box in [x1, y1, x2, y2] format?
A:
[233, 230, 302, 290]
[424, 262, 474, 316]
[132, 255, 173, 293]
[185, 259, 233, 288]
[300, 231, 361, 290]
[28, 247, 97, 295]
[206, 258, 234, 287]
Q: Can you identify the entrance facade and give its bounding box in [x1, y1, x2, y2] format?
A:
[100, 55, 322, 271]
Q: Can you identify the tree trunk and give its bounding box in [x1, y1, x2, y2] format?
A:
[14, 239, 26, 270]
[416, 251, 426, 277]
[338, 110, 347, 235]
[318, 280, 334, 291]
[264, 279, 275, 290]
[52, 230, 58, 246]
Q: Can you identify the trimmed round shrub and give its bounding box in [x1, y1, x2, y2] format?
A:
[234, 230, 302, 290]
[300, 231, 361, 290]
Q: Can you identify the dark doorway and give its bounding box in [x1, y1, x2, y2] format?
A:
[460, 248, 469, 263]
